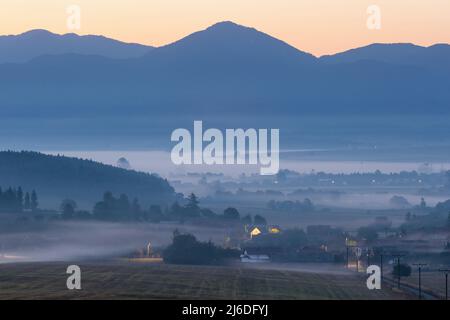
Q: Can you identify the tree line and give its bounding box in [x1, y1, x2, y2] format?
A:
[0, 186, 39, 213]
[60, 192, 267, 225]
[2, 186, 268, 226]
[267, 199, 314, 212]
[163, 231, 239, 265]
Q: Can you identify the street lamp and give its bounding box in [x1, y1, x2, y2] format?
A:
[355, 247, 362, 272]
[366, 248, 373, 267]
[345, 238, 356, 269]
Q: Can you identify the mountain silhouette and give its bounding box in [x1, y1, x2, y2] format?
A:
[0, 29, 153, 63]
[0, 21, 449, 123]
[320, 43, 450, 70]
[142, 21, 317, 66]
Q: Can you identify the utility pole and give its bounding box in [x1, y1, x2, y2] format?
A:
[413, 263, 427, 300]
[391, 254, 405, 289]
[438, 269, 450, 300]
[380, 253, 384, 280]
[346, 246, 349, 269]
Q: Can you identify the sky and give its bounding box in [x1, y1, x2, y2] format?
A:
[1, 0, 449, 56]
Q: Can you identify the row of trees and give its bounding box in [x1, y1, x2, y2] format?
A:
[60, 192, 268, 224]
[0, 186, 38, 213]
[89, 192, 206, 221]
[163, 231, 239, 265]
[267, 199, 314, 212]
[0, 185, 268, 225]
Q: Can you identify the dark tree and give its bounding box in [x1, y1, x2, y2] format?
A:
[93, 191, 114, 220]
[241, 214, 252, 224]
[447, 212, 450, 229]
[303, 198, 314, 211]
[201, 208, 216, 218]
[170, 202, 182, 216]
[149, 205, 162, 215]
[187, 193, 199, 208]
[223, 207, 240, 220]
[405, 212, 412, 221]
[282, 229, 308, 248]
[254, 214, 267, 225]
[31, 190, 38, 211]
[357, 226, 378, 242]
[0, 186, 30, 213]
[17, 187, 24, 212]
[420, 197, 427, 209]
[185, 193, 200, 216]
[24, 192, 31, 210]
[60, 199, 77, 219]
[131, 198, 141, 220]
[267, 198, 314, 212]
[148, 205, 164, 222]
[118, 194, 131, 217]
[92, 191, 139, 221]
[93, 201, 109, 220]
[163, 232, 238, 265]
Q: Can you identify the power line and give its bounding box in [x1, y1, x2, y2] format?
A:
[438, 269, 450, 300]
[413, 263, 427, 300]
[391, 254, 406, 289]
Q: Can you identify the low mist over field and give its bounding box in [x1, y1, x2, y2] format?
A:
[0, 222, 227, 263]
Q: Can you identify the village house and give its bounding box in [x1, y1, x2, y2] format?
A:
[240, 250, 270, 263]
[245, 224, 282, 239]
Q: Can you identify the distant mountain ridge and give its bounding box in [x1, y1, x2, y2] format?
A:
[320, 42, 450, 70]
[0, 21, 449, 121]
[0, 29, 153, 63]
[2, 23, 448, 66]
[142, 21, 317, 65]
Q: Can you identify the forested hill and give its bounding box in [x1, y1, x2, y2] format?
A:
[0, 151, 176, 209]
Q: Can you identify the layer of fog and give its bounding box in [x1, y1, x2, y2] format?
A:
[0, 222, 229, 264]
[304, 193, 447, 210]
[198, 189, 448, 210]
[40, 150, 450, 211]
[44, 150, 450, 178]
[239, 262, 354, 276]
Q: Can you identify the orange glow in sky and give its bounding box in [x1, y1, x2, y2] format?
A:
[1, 0, 449, 56]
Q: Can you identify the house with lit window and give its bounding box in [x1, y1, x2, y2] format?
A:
[245, 225, 282, 239]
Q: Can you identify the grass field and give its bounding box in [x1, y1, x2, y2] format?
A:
[398, 271, 448, 299]
[0, 261, 411, 300]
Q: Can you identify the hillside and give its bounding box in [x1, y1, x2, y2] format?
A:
[320, 43, 450, 70]
[0, 29, 153, 63]
[142, 21, 316, 66]
[0, 151, 176, 209]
